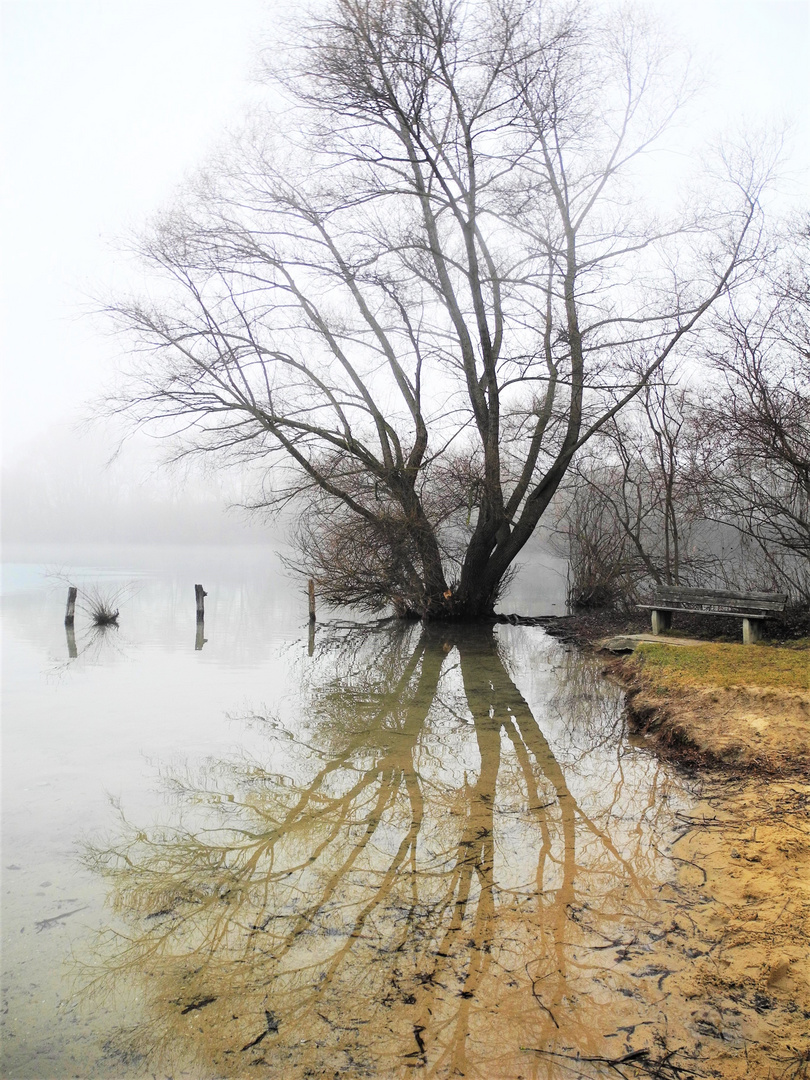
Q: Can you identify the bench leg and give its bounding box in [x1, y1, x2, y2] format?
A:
[742, 618, 762, 645]
[651, 609, 672, 635]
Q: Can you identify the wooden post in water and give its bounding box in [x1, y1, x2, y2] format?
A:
[307, 579, 316, 656]
[195, 585, 208, 651]
[65, 586, 77, 625]
[65, 623, 78, 659]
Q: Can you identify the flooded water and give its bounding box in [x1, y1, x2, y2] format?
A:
[2, 545, 701, 1079]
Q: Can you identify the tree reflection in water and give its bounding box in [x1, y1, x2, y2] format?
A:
[83, 625, 692, 1078]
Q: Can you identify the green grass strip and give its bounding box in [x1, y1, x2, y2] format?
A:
[633, 641, 809, 692]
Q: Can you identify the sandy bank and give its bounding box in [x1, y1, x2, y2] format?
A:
[611, 642, 809, 777]
[592, 636, 810, 1076]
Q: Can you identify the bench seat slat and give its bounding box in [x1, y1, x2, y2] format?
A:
[652, 587, 787, 608]
[638, 605, 770, 619]
[642, 600, 784, 613]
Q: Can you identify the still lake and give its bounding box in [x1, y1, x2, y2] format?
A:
[2, 544, 697, 1079]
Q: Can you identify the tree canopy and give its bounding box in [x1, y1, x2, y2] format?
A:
[110, 0, 770, 619]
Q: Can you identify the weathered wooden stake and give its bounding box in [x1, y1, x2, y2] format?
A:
[195, 621, 207, 651]
[65, 586, 77, 625]
[195, 584, 207, 621]
[65, 623, 78, 659]
[308, 579, 316, 624]
[308, 621, 315, 658]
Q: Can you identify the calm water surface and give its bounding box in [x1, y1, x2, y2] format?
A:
[2, 545, 695, 1079]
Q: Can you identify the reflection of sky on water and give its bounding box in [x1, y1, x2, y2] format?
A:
[1, 545, 690, 1079]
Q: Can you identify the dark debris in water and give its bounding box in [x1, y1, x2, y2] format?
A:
[241, 1010, 280, 1051]
[521, 1045, 701, 1079]
[178, 995, 217, 1014]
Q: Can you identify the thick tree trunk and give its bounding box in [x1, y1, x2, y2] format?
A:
[452, 556, 501, 620]
[399, 488, 452, 619]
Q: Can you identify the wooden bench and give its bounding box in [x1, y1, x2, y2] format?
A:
[639, 586, 788, 644]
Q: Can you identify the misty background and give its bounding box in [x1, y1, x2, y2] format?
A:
[1, 0, 808, 550]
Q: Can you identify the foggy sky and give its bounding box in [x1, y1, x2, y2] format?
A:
[1, 0, 808, 545]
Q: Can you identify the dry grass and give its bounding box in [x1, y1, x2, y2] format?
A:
[80, 585, 121, 626]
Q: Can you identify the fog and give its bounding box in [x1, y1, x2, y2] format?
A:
[1, 0, 807, 555]
[1, 424, 277, 546]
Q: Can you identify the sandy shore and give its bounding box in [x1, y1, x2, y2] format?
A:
[534, 613, 810, 1074]
[608, 635, 809, 1076]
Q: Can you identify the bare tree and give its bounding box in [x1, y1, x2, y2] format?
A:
[108, 0, 768, 619]
[697, 226, 810, 599]
[558, 374, 725, 607]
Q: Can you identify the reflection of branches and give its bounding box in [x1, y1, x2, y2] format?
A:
[82, 626, 697, 1078]
[48, 622, 125, 679]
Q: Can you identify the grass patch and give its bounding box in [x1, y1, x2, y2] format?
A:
[632, 641, 809, 693]
[80, 585, 122, 626]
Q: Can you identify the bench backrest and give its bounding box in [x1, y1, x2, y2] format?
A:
[651, 586, 788, 614]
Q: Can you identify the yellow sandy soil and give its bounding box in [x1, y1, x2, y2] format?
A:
[628, 680, 810, 774]
[653, 777, 810, 1078]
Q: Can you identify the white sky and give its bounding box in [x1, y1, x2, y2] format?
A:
[1, 0, 808, 469]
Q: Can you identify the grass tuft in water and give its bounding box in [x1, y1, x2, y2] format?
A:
[79, 585, 125, 626]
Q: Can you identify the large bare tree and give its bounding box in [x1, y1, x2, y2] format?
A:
[109, 0, 769, 619]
